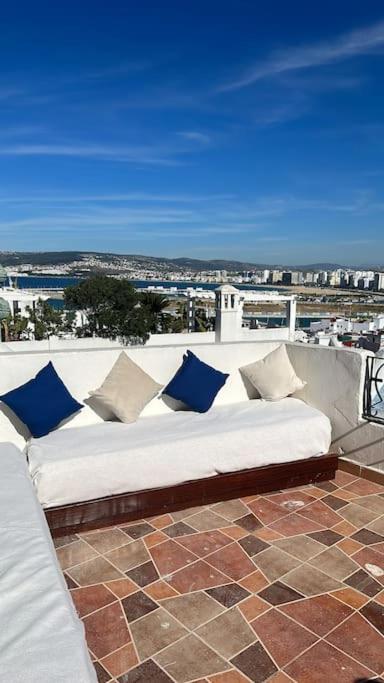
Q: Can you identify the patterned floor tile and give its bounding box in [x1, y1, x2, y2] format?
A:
[145, 580, 179, 601]
[284, 640, 374, 682]
[176, 530, 232, 557]
[208, 671, 251, 683]
[106, 578, 137, 599]
[308, 545, 359, 580]
[247, 497, 289, 524]
[299, 500, 343, 528]
[352, 546, 384, 581]
[345, 568, 382, 597]
[280, 594, 353, 636]
[283, 564, 343, 596]
[250, 608, 317, 667]
[233, 513, 262, 532]
[239, 570, 269, 593]
[251, 546, 301, 582]
[360, 600, 384, 635]
[154, 633, 231, 682]
[130, 607, 187, 660]
[330, 586, 369, 609]
[307, 529, 343, 546]
[339, 503, 379, 528]
[122, 522, 154, 539]
[187, 509, 228, 531]
[161, 591, 225, 629]
[345, 478, 383, 496]
[83, 601, 131, 659]
[354, 495, 384, 515]
[272, 534, 324, 561]
[258, 581, 304, 605]
[125, 559, 159, 587]
[336, 537, 363, 555]
[56, 539, 99, 570]
[367, 517, 384, 536]
[212, 499, 250, 521]
[106, 540, 150, 572]
[163, 521, 196, 538]
[149, 539, 197, 575]
[94, 661, 112, 683]
[231, 642, 277, 683]
[237, 534, 269, 557]
[321, 494, 348, 511]
[238, 594, 270, 621]
[67, 556, 123, 586]
[326, 612, 384, 673]
[207, 543, 256, 581]
[196, 607, 256, 659]
[71, 584, 117, 618]
[166, 559, 230, 593]
[206, 583, 250, 608]
[117, 659, 173, 682]
[352, 528, 384, 545]
[101, 643, 138, 678]
[82, 529, 130, 554]
[268, 513, 324, 537]
[121, 590, 159, 622]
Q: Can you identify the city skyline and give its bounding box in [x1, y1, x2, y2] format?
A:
[0, 1, 383, 263]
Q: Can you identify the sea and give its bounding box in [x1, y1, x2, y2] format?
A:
[5, 276, 321, 329]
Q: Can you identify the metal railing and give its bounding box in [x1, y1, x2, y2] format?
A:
[363, 355, 384, 425]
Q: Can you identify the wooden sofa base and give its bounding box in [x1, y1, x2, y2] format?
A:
[46, 453, 338, 537]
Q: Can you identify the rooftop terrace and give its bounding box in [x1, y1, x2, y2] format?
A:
[56, 468, 384, 683]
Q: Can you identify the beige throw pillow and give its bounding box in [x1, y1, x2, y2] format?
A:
[240, 344, 306, 401]
[89, 352, 162, 423]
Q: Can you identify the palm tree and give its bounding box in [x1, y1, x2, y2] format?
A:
[140, 292, 170, 333]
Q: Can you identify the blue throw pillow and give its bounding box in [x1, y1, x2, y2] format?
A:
[163, 350, 229, 413]
[0, 361, 83, 438]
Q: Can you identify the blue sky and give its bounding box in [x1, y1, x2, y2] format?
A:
[0, 1, 384, 265]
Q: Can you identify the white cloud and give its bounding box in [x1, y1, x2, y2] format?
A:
[218, 20, 384, 92]
[177, 130, 211, 144]
[0, 143, 181, 166]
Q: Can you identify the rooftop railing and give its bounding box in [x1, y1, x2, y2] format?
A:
[363, 355, 384, 425]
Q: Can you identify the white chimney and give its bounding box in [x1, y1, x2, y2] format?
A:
[215, 285, 242, 342]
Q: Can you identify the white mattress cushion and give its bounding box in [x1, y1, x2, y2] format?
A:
[27, 398, 332, 508]
[0, 444, 96, 683]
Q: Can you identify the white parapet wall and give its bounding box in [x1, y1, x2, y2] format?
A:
[0, 339, 381, 472]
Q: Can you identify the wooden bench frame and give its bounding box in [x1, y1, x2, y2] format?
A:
[46, 452, 338, 537]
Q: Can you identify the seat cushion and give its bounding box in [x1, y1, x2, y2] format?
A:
[27, 398, 332, 508]
[0, 444, 96, 682]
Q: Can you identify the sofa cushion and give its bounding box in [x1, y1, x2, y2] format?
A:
[240, 344, 306, 401]
[0, 361, 83, 438]
[163, 350, 229, 412]
[89, 351, 162, 423]
[0, 443, 96, 681]
[27, 398, 332, 508]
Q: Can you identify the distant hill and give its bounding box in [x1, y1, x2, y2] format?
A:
[0, 251, 381, 272]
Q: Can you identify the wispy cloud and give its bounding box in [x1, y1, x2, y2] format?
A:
[218, 20, 384, 92]
[0, 191, 235, 204]
[0, 143, 182, 165]
[177, 130, 211, 144]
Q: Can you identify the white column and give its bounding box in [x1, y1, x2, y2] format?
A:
[285, 298, 297, 341]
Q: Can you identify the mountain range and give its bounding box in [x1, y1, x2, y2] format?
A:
[0, 251, 381, 272]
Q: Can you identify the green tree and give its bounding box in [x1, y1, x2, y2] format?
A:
[26, 299, 65, 340]
[64, 276, 153, 344]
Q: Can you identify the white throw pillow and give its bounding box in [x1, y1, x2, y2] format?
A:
[240, 344, 306, 401]
[89, 351, 162, 423]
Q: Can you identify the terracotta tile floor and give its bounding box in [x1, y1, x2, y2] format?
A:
[55, 470, 384, 683]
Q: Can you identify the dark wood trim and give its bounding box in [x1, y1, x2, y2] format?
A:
[338, 457, 384, 486]
[45, 453, 338, 537]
